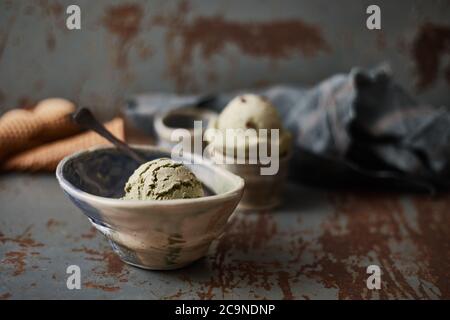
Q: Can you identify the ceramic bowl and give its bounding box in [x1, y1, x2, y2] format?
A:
[154, 107, 217, 153]
[56, 145, 244, 270]
[210, 150, 291, 210]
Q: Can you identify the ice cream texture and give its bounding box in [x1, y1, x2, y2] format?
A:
[217, 94, 283, 131]
[123, 158, 204, 200]
[211, 94, 291, 156]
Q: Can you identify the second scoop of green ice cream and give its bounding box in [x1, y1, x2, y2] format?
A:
[123, 158, 204, 200]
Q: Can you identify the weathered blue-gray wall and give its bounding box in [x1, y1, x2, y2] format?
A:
[0, 0, 449, 120]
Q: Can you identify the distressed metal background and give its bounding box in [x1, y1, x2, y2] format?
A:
[0, 0, 449, 120]
[1, 175, 449, 299]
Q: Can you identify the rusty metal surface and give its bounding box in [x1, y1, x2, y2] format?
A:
[1, 0, 450, 120]
[0, 173, 448, 299]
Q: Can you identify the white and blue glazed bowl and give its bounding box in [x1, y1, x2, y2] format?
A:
[56, 145, 244, 270]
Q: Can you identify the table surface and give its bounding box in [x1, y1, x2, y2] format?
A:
[0, 173, 448, 300]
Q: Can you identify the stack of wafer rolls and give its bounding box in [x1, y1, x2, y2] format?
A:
[0, 98, 124, 172]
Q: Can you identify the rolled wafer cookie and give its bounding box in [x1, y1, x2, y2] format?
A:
[0, 98, 79, 161]
[1, 117, 124, 172]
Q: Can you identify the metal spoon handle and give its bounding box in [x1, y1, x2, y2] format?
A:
[72, 108, 146, 164]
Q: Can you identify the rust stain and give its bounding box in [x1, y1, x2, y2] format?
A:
[80, 226, 98, 239]
[46, 219, 57, 228]
[103, 251, 126, 275]
[0, 225, 44, 248]
[83, 281, 120, 292]
[277, 271, 294, 300]
[220, 211, 278, 254]
[72, 246, 127, 279]
[0, 292, 12, 300]
[72, 246, 101, 256]
[411, 195, 450, 298]
[318, 193, 415, 299]
[179, 273, 193, 286]
[180, 17, 330, 57]
[68, 191, 447, 300]
[153, 0, 330, 91]
[411, 22, 450, 90]
[102, 3, 144, 68]
[36, 0, 65, 51]
[46, 218, 63, 230]
[296, 192, 448, 299]
[0, 226, 44, 277]
[193, 211, 303, 299]
[164, 289, 186, 300]
[3, 251, 27, 276]
[51, 3, 63, 16]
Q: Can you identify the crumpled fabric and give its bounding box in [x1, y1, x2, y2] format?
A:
[125, 67, 450, 193]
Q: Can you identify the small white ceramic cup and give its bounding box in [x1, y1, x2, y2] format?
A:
[154, 107, 217, 154]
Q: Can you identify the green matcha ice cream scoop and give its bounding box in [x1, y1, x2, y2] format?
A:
[123, 158, 204, 200]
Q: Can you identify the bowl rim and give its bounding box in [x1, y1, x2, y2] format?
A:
[154, 107, 218, 140]
[56, 145, 245, 208]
